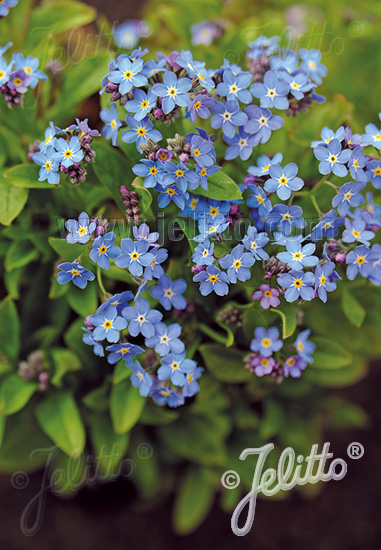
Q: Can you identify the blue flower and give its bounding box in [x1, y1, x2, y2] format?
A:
[224, 128, 257, 161]
[106, 291, 134, 315]
[161, 160, 199, 192]
[105, 342, 144, 365]
[130, 362, 153, 397]
[157, 184, 189, 210]
[150, 275, 187, 310]
[279, 71, 314, 100]
[362, 123, 381, 150]
[82, 328, 104, 357]
[133, 223, 159, 246]
[151, 70, 192, 114]
[311, 209, 345, 241]
[112, 21, 141, 49]
[108, 56, 147, 95]
[246, 184, 272, 217]
[266, 204, 306, 235]
[190, 21, 221, 46]
[277, 270, 316, 302]
[342, 217, 375, 245]
[277, 239, 319, 270]
[299, 49, 327, 84]
[205, 199, 230, 221]
[182, 366, 203, 398]
[216, 69, 252, 103]
[193, 264, 229, 296]
[264, 162, 304, 200]
[294, 329, 316, 363]
[90, 305, 128, 343]
[332, 181, 365, 216]
[0, 0, 18, 17]
[8, 69, 31, 93]
[187, 94, 213, 123]
[114, 238, 154, 277]
[32, 146, 60, 185]
[348, 147, 368, 181]
[193, 216, 229, 242]
[53, 136, 84, 168]
[219, 244, 255, 283]
[244, 105, 284, 143]
[368, 244, 381, 286]
[121, 115, 162, 151]
[314, 262, 337, 302]
[145, 322, 185, 356]
[210, 99, 248, 139]
[190, 135, 216, 168]
[270, 52, 299, 73]
[122, 297, 162, 338]
[311, 126, 345, 148]
[0, 56, 13, 86]
[346, 245, 373, 280]
[242, 225, 269, 260]
[175, 49, 204, 77]
[100, 103, 122, 146]
[144, 247, 168, 280]
[12, 52, 47, 89]
[65, 211, 96, 244]
[192, 240, 215, 266]
[124, 88, 156, 121]
[251, 70, 289, 109]
[157, 352, 196, 387]
[90, 232, 121, 270]
[250, 327, 283, 357]
[57, 262, 95, 289]
[248, 153, 283, 177]
[314, 139, 351, 177]
[366, 159, 381, 189]
[194, 164, 221, 191]
[132, 159, 164, 188]
[247, 35, 280, 58]
[283, 356, 307, 378]
[150, 385, 184, 407]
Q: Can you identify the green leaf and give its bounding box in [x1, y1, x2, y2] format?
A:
[310, 337, 352, 369]
[48, 237, 85, 262]
[305, 357, 367, 387]
[0, 375, 37, 415]
[174, 217, 197, 252]
[66, 282, 98, 317]
[242, 305, 267, 339]
[193, 169, 242, 200]
[91, 142, 131, 211]
[0, 297, 20, 360]
[132, 177, 153, 212]
[5, 240, 39, 271]
[324, 397, 369, 430]
[0, 415, 5, 449]
[26, 1, 96, 49]
[199, 344, 252, 383]
[89, 413, 129, 478]
[0, 176, 28, 226]
[173, 466, 215, 534]
[82, 385, 109, 412]
[341, 290, 366, 327]
[112, 360, 132, 385]
[110, 381, 145, 434]
[270, 301, 297, 339]
[35, 392, 86, 456]
[260, 400, 283, 439]
[4, 164, 49, 189]
[140, 403, 179, 425]
[50, 348, 81, 388]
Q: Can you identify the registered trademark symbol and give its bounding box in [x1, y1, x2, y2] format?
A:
[347, 442, 364, 459]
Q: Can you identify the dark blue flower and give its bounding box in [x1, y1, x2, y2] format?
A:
[151, 70, 192, 114]
[121, 115, 162, 151]
[157, 352, 196, 386]
[277, 270, 316, 302]
[219, 244, 255, 283]
[311, 209, 345, 241]
[294, 329, 316, 363]
[53, 136, 84, 168]
[242, 226, 269, 260]
[65, 211, 96, 244]
[130, 362, 153, 396]
[145, 322, 185, 356]
[161, 160, 199, 192]
[187, 94, 213, 123]
[332, 181, 365, 216]
[244, 105, 284, 143]
[108, 56, 147, 95]
[346, 245, 373, 280]
[265, 204, 306, 235]
[216, 69, 252, 103]
[192, 240, 215, 266]
[100, 103, 122, 146]
[264, 162, 304, 200]
[114, 238, 154, 277]
[132, 159, 164, 188]
[342, 217, 375, 246]
[143, 247, 168, 280]
[277, 239, 319, 270]
[210, 99, 248, 139]
[251, 70, 289, 109]
[105, 342, 144, 365]
[314, 139, 351, 177]
[32, 146, 60, 185]
[124, 88, 156, 121]
[314, 263, 337, 302]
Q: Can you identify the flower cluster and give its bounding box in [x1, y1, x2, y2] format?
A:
[56, 216, 201, 407]
[0, 42, 47, 108]
[32, 119, 100, 185]
[245, 328, 315, 379]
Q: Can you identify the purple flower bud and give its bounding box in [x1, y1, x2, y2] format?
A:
[179, 153, 189, 163]
[153, 108, 163, 119]
[335, 252, 346, 263]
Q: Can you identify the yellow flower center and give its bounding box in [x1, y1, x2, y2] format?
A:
[208, 275, 218, 283]
[171, 361, 180, 370]
[168, 87, 177, 97]
[267, 89, 276, 97]
[308, 60, 317, 70]
[175, 169, 184, 177]
[150, 167, 158, 175]
[120, 346, 130, 355]
[131, 252, 139, 260]
[64, 150, 72, 158]
[279, 177, 288, 185]
[137, 128, 146, 136]
[374, 168, 381, 175]
[14, 78, 22, 86]
[78, 227, 87, 235]
[141, 100, 149, 108]
[264, 290, 272, 297]
[233, 260, 241, 269]
[229, 84, 238, 93]
[70, 269, 80, 276]
[200, 168, 207, 177]
[124, 71, 133, 79]
[355, 256, 366, 265]
[352, 230, 360, 238]
[194, 101, 202, 110]
[320, 275, 326, 285]
[293, 279, 303, 287]
[344, 192, 352, 201]
[111, 120, 117, 130]
[99, 245, 107, 254]
[329, 155, 337, 163]
[103, 321, 112, 329]
[193, 149, 200, 157]
[45, 161, 52, 170]
[293, 252, 303, 260]
[167, 188, 176, 195]
[261, 338, 271, 347]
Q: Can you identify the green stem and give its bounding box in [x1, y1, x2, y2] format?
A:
[312, 174, 329, 194]
[325, 180, 339, 192]
[97, 265, 108, 297]
[310, 195, 322, 216]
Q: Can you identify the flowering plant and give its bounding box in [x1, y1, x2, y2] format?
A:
[0, 0, 380, 535]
